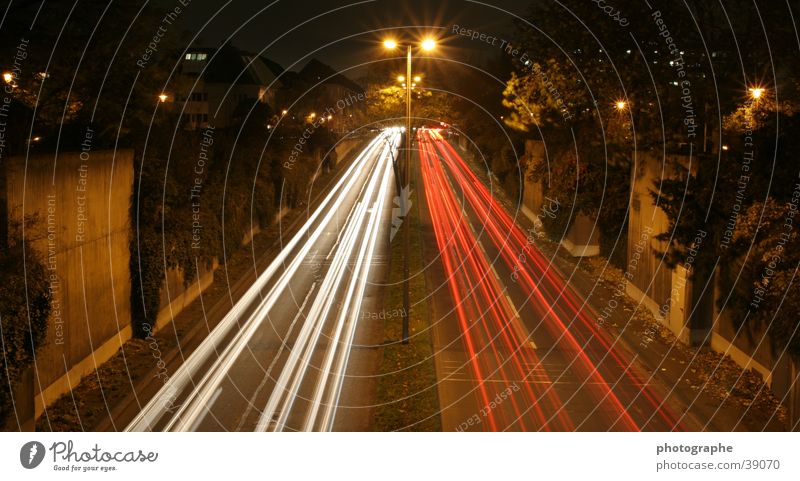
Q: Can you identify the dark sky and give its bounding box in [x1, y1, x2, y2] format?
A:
[176, 0, 530, 75]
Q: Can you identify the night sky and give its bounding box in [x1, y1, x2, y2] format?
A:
[176, 0, 527, 74]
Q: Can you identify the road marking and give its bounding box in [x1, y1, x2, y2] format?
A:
[505, 294, 537, 349]
[234, 282, 317, 432]
[490, 264, 502, 282]
[187, 387, 222, 432]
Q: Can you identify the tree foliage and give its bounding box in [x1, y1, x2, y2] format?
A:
[0, 217, 50, 426]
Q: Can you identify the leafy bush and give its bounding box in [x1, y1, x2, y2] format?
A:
[0, 218, 51, 426]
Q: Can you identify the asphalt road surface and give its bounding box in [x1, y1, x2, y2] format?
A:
[126, 129, 400, 432]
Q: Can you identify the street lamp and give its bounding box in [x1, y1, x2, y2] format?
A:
[2, 72, 12, 84]
[615, 100, 627, 111]
[158, 93, 169, 103]
[397, 75, 405, 83]
[749, 87, 764, 100]
[383, 35, 437, 344]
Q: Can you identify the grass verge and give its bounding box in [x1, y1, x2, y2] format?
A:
[372, 190, 441, 431]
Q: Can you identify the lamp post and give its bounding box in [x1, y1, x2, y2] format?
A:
[383, 36, 436, 344]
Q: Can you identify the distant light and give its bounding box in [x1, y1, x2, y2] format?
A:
[421, 38, 436, 51]
[267, 125, 272, 130]
[327, 114, 332, 120]
[383, 39, 398, 49]
[158, 93, 168, 103]
[616, 100, 627, 110]
[310, 112, 316, 118]
[2, 72, 12, 83]
[413, 75, 421, 82]
[722, 145, 729, 150]
[397, 75, 405, 82]
[281, 109, 288, 115]
[626, 49, 631, 54]
[749, 87, 764, 99]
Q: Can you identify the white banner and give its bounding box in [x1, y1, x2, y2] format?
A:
[1, 432, 797, 480]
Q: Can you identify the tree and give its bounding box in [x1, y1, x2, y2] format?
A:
[0, 217, 50, 426]
[0, 1, 180, 150]
[649, 2, 800, 353]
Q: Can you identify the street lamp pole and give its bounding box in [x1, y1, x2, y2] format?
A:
[401, 45, 412, 344]
[384, 36, 436, 345]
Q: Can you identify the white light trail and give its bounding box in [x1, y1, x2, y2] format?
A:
[126, 130, 400, 432]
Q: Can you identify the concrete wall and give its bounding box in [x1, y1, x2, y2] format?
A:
[626, 152, 679, 328]
[521, 139, 545, 222]
[627, 152, 714, 344]
[628, 152, 800, 428]
[333, 138, 364, 167]
[6, 147, 133, 417]
[520, 139, 599, 256]
[155, 259, 218, 334]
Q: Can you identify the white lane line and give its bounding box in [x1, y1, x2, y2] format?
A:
[490, 264, 502, 282]
[234, 282, 317, 432]
[505, 293, 537, 350]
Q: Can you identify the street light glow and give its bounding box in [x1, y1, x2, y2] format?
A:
[421, 38, 436, 51]
[750, 87, 764, 99]
[2, 72, 12, 83]
[413, 75, 421, 82]
[397, 75, 405, 82]
[383, 39, 398, 49]
[281, 109, 288, 115]
[158, 93, 168, 103]
[616, 100, 627, 110]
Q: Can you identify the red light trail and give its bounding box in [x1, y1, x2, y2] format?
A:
[418, 128, 681, 431]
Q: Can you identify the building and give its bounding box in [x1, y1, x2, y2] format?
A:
[177, 45, 282, 130]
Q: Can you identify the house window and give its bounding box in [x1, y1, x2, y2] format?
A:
[185, 53, 208, 61]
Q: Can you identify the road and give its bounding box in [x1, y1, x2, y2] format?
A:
[125, 129, 400, 432]
[416, 128, 686, 431]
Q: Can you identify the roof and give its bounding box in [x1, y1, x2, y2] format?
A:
[184, 45, 280, 87]
[298, 58, 364, 94]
